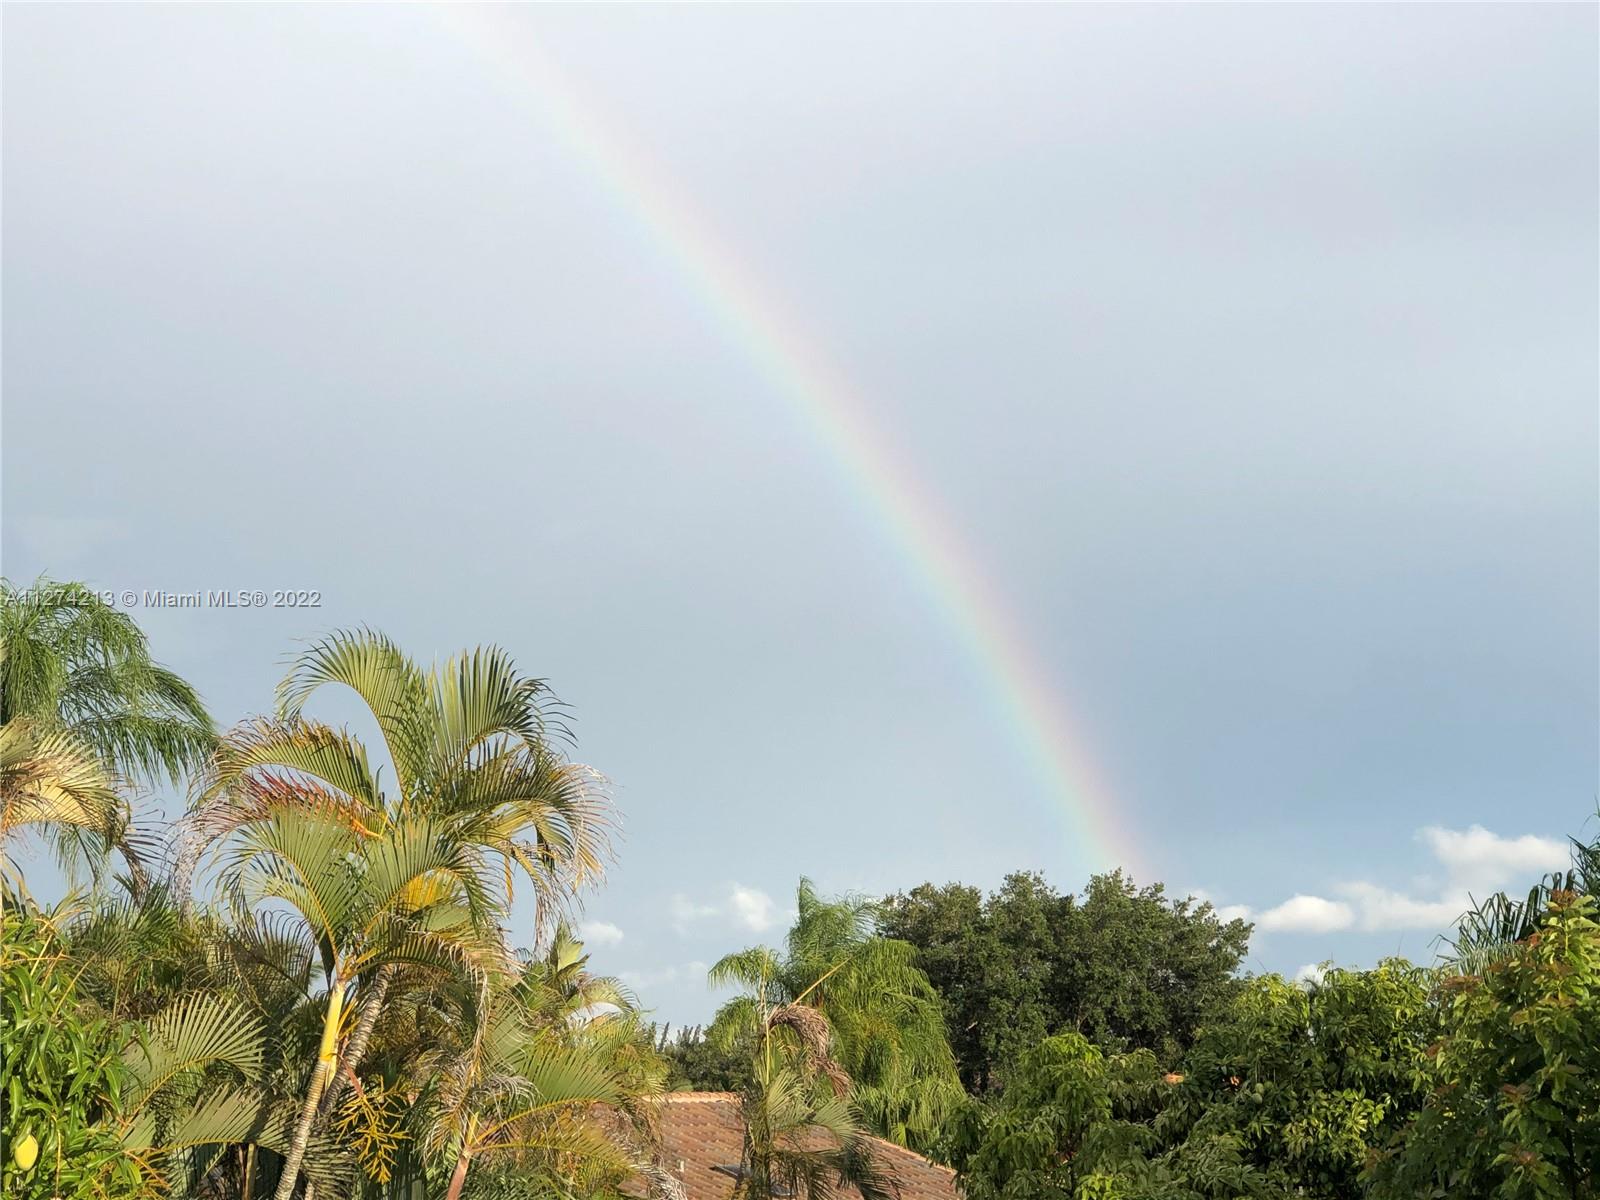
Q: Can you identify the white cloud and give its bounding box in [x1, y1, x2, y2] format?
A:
[1256, 894, 1355, 933]
[578, 920, 624, 947]
[728, 885, 779, 932]
[1217, 824, 1570, 940]
[1340, 883, 1470, 932]
[668, 894, 721, 933]
[1186, 889, 1253, 924]
[1419, 825, 1569, 890]
[1295, 962, 1329, 987]
[670, 884, 784, 935]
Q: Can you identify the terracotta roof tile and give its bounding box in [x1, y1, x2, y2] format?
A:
[620, 1094, 960, 1200]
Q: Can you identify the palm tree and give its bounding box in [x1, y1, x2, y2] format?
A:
[708, 942, 896, 1200]
[407, 972, 637, 1200]
[521, 923, 631, 1025]
[200, 806, 506, 1200]
[116, 991, 348, 1199]
[708, 880, 962, 1154]
[1, 579, 214, 786]
[0, 719, 139, 890]
[734, 1070, 896, 1200]
[180, 630, 612, 1198]
[182, 630, 609, 917]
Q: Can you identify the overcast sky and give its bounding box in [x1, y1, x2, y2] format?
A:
[4, 4, 1595, 1024]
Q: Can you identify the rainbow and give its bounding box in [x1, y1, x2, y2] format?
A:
[432, 7, 1138, 877]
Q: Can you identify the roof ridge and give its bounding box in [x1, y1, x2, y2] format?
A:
[863, 1137, 958, 1176]
[659, 1090, 742, 1102]
[656, 1092, 957, 1177]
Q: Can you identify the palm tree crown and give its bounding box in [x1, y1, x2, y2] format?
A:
[709, 879, 963, 1155]
[1, 579, 214, 786]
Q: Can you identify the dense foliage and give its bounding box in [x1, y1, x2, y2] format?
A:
[947, 888, 1598, 1200]
[925, 822, 1599, 1198]
[1370, 892, 1599, 1200]
[704, 879, 965, 1154]
[1, 592, 658, 1200]
[1, 906, 141, 1200]
[881, 870, 1253, 1093]
[656, 1024, 756, 1094]
[3, 582, 1594, 1200]
[1156, 961, 1436, 1197]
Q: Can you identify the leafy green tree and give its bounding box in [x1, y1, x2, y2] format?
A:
[1371, 891, 1599, 1200]
[952, 961, 1439, 1200]
[1060, 873, 1253, 1062]
[882, 871, 1252, 1094]
[1156, 961, 1436, 1198]
[1, 903, 142, 1200]
[2, 899, 337, 1200]
[656, 1024, 756, 1093]
[946, 1033, 1178, 1200]
[708, 879, 964, 1153]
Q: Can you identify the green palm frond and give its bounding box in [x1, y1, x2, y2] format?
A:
[514, 1041, 625, 1108]
[482, 1118, 627, 1165]
[1, 720, 123, 837]
[709, 880, 962, 1155]
[710, 947, 784, 996]
[216, 810, 364, 952]
[1, 577, 215, 786]
[122, 1084, 274, 1152]
[122, 1085, 353, 1196]
[1443, 811, 1600, 973]
[122, 993, 266, 1112]
[364, 925, 494, 986]
[207, 908, 318, 1019]
[743, 1069, 899, 1200]
[200, 717, 385, 819]
[356, 819, 498, 937]
[437, 747, 612, 908]
[276, 629, 431, 799]
[428, 646, 550, 759]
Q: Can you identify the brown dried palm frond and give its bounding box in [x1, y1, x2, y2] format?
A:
[768, 1004, 850, 1098]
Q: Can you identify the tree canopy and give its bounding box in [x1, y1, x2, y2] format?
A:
[3, 590, 1594, 1200]
[881, 870, 1253, 1093]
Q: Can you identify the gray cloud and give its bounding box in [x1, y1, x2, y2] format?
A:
[4, 4, 1593, 1025]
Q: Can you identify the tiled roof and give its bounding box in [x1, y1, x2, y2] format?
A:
[620, 1093, 960, 1200]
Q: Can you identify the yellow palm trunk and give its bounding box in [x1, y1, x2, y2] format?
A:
[272, 981, 346, 1200]
[310, 984, 345, 1103]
